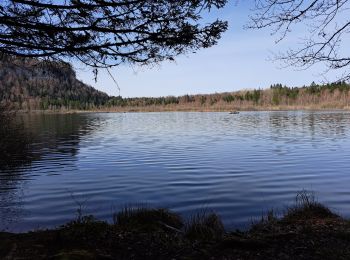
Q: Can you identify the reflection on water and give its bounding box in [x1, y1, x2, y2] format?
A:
[1, 111, 350, 232]
[0, 114, 92, 230]
[0, 113, 33, 229]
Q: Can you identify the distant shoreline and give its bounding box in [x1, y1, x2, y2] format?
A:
[16, 106, 350, 114]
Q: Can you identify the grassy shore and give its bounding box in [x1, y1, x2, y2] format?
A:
[1, 192, 350, 259]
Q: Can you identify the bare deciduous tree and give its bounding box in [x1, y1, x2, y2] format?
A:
[0, 0, 228, 68]
[248, 0, 350, 81]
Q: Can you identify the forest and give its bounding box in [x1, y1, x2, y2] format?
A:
[0, 56, 109, 110]
[107, 81, 350, 111]
[1, 57, 350, 111]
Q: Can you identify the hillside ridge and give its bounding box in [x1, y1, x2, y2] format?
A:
[0, 56, 109, 110]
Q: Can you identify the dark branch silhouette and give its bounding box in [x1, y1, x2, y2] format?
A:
[248, 0, 350, 81]
[0, 0, 228, 68]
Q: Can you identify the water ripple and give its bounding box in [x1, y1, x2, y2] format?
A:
[1, 111, 350, 232]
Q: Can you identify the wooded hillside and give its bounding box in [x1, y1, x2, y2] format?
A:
[0, 56, 109, 110]
[1, 57, 350, 111]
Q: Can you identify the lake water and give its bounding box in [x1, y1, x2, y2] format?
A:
[1, 111, 350, 232]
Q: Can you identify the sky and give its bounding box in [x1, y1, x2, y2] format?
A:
[75, 1, 347, 98]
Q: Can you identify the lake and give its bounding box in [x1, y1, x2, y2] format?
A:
[1, 111, 350, 232]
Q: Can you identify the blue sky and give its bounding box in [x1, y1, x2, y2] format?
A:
[75, 1, 346, 97]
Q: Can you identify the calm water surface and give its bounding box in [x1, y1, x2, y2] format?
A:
[1, 111, 350, 231]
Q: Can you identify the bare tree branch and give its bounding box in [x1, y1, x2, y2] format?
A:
[248, 0, 350, 81]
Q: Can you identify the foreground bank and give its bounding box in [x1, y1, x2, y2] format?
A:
[1, 193, 350, 259]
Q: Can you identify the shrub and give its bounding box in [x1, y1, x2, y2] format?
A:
[283, 190, 338, 221]
[185, 210, 224, 241]
[113, 205, 183, 232]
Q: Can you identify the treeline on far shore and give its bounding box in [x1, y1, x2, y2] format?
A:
[0, 56, 350, 111]
[3, 81, 350, 112]
[1, 57, 350, 111]
[105, 81, 350, 112]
